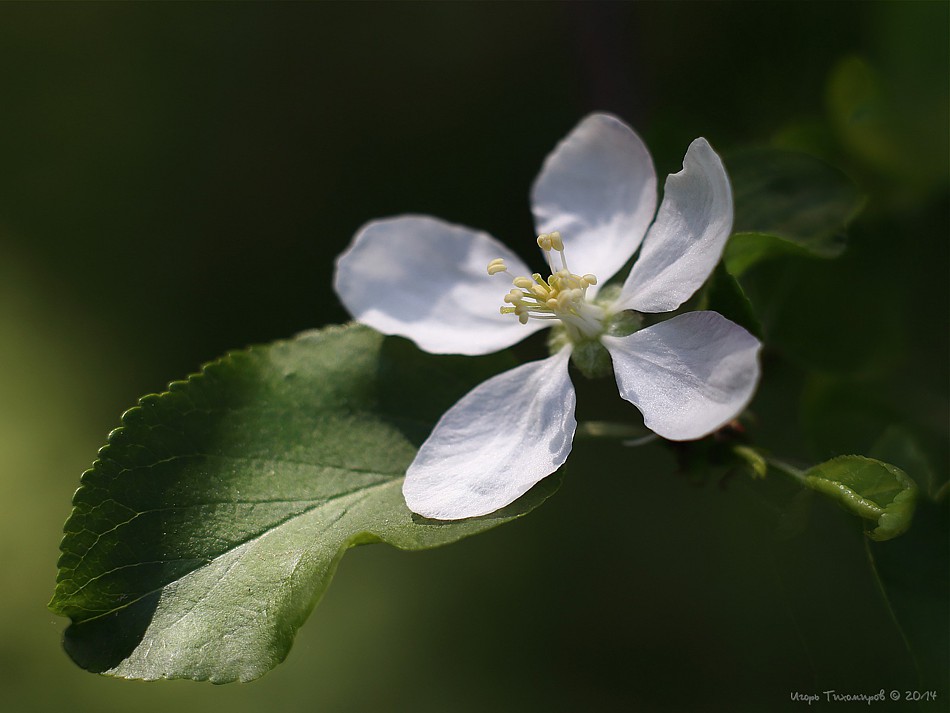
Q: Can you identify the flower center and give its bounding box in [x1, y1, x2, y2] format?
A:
[487, 231, 606, 341]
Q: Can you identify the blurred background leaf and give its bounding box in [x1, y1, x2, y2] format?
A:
[1, 1, 946, 711]
[723, 148, 863, 276]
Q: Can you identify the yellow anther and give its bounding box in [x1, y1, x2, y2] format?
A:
[487, 258, 508, 276]
[493, 229, 604, 339]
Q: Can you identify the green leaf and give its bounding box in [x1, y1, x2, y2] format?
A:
[49, 324, 558, 683]
[803, 456, 917, 541]
[723, 231, 818, 277]
[695, 262, 763, 339]
[723, 147, 865, 276]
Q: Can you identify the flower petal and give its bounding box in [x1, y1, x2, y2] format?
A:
[602, 311, 760, 441]
[403, 349, 576, 520]
[334, 215, 547, 355]
[531, 113, 657, 288]
[618, 138, 733, 313]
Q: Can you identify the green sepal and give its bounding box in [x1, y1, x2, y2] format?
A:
[569, 339, 612, 379]
[548, 298, 643, 381]
[605, 309, 643, 338]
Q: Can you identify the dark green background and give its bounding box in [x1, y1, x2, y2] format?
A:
[1, 2, 946, 711]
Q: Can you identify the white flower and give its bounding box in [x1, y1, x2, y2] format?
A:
[334, 113, 761, 520]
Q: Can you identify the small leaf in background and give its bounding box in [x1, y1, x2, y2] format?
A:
[695, 262, 762, 339]
[827, 57, 908, 178]
[803, 455, 917, 541]
[48, 324, 558, 683]
[723, 147, 865, 276]
[827, 55, 949, 199]
[725, 238, 905, 375]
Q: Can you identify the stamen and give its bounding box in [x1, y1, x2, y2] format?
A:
[493, 230, 606, 341]
[487, 258, 508, 276]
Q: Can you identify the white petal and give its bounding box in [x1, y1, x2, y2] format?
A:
[602, 311, 760, 441]
[531, 113, 657, 289]
[618, 138, 733, 313]
[334, 215, 546, 355]
[403, 349, 576, 520]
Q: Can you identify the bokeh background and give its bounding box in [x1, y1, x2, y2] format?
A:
[1, 2, 946, 712]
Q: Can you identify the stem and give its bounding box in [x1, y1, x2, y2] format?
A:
[575, 420, 653, 442]
[765, 457, 808, 485]
[863, 538, 924, 688]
